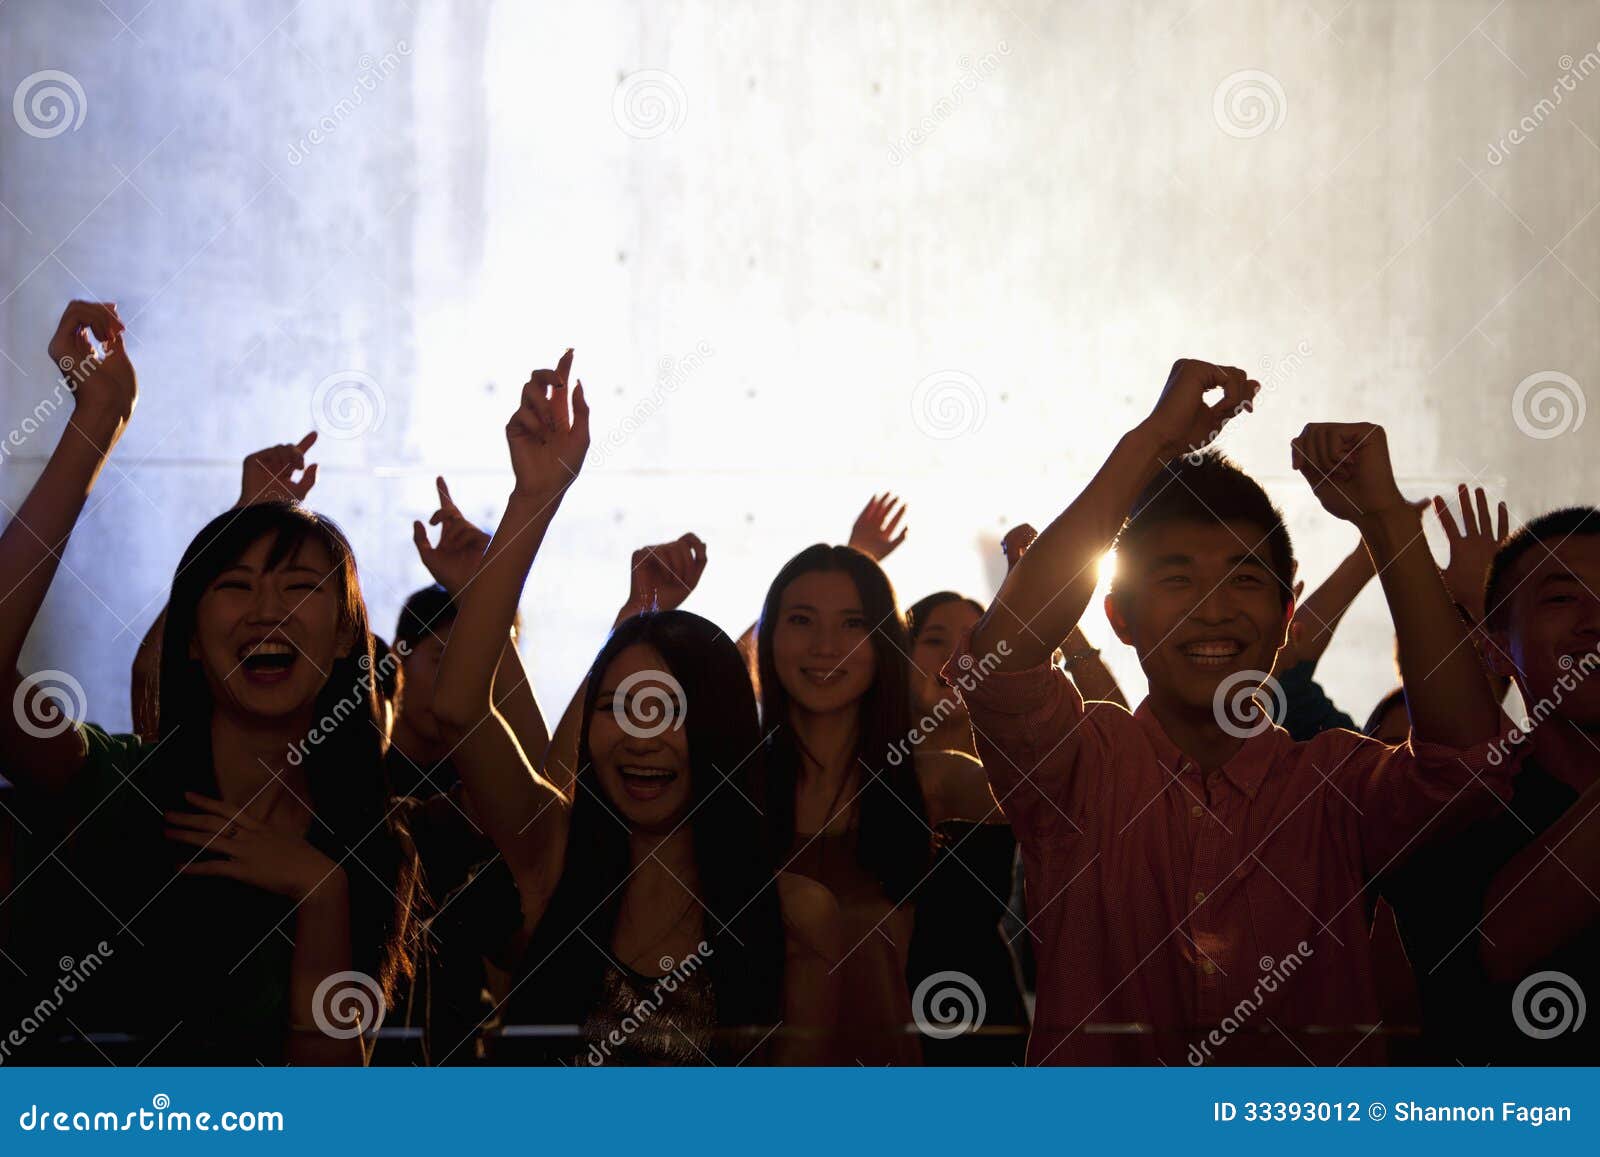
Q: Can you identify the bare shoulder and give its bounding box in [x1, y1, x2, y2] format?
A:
[777, 872, 843, 962]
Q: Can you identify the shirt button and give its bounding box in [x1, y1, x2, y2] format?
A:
[1201, 961, 1217, 976]
[1190, 805, 1204, 818]
[1194, 890, 1206, 904]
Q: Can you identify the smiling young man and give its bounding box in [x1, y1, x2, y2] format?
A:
[950, 359, 1514, 1064]
[1383, 506, 1600, 1063]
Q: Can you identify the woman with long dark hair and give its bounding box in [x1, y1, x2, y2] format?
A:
[0, 303, 423, 1063]
[429, 350, 839, 1065]
[757, 543, 997, 1064]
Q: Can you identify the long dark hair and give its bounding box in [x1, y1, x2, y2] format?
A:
[757, 544, 929, 903]
[156, 502, 422, 1001]
[515, 610, 785, 1035]
[906, 591, 984, 644]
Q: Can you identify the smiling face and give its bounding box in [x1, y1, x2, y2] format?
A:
[1492, 536, 1600, 728]
[588, 642, 693, 830]
[1109, 518, 1291, 717]
[771, 570, 879, 717]
[910, 599, 980, 716]
[190, 532, 350, 725]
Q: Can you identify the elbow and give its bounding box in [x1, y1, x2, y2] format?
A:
[429, 688, 490, 737]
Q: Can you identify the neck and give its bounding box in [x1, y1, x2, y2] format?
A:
[787, 703, 861, 782]
[209, 708, 313, 813]
[1528, 715, 1600, 793]
[627, 823, 699, 879]
[923, 710, 977, 757]
[1146, 691, 1245, 772]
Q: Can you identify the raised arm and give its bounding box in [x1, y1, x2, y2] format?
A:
[1277, 538, 1375, 671]
[974, 360, 1259, 672]
[0, 302, 135, 791]
[1002, 523, 1126, 706]
[1291, 423, 1501, 748]
[546, 533, 707, 796]
[412, 475, 550, 773]
[430, 352, 587, 909]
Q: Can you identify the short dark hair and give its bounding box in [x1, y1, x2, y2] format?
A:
[394, 584, 456, 652]
[1112, 451, 1296, 607]
[1484, 506, 1600, 630]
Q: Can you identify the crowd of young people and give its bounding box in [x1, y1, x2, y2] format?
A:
[1, 303, 1595, 1066]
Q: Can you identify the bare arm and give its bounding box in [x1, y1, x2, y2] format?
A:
[285, 878, 363, 1065]
[1000, 525, 1125, 706]
[772, 873, 842, 1065]
[0, 303, 134, 792]
[1278, 540, 1375, 671]
[973, 361, 1259, 672]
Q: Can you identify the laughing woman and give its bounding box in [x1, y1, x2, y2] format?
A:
[428, 351, 841, 1065]
[0, 303, 423, 1064]
[757, 545, 1000, 1064]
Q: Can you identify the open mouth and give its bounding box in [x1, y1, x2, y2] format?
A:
[800, 667, 848, 688]
[237, 638, 300, 684]
[1178, 639, 1245, 669]
[618, 765, 678, 802]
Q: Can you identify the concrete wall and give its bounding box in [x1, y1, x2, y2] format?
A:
[2, 0, 1596, 733]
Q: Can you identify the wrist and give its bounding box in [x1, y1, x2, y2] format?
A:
[67, 405, 127, 450]
[1354, 503, 1423, 554]
[299, 867, 350, 909]
[1127, 419, 1180, 467]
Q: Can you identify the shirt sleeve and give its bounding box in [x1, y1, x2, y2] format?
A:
[941, 628, 1113, 843]
[1324, 716, 1521, 879]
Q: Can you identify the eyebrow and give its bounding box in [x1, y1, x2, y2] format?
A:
[1536, 570, 1581, 589]
[783, 602, 864, 615]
